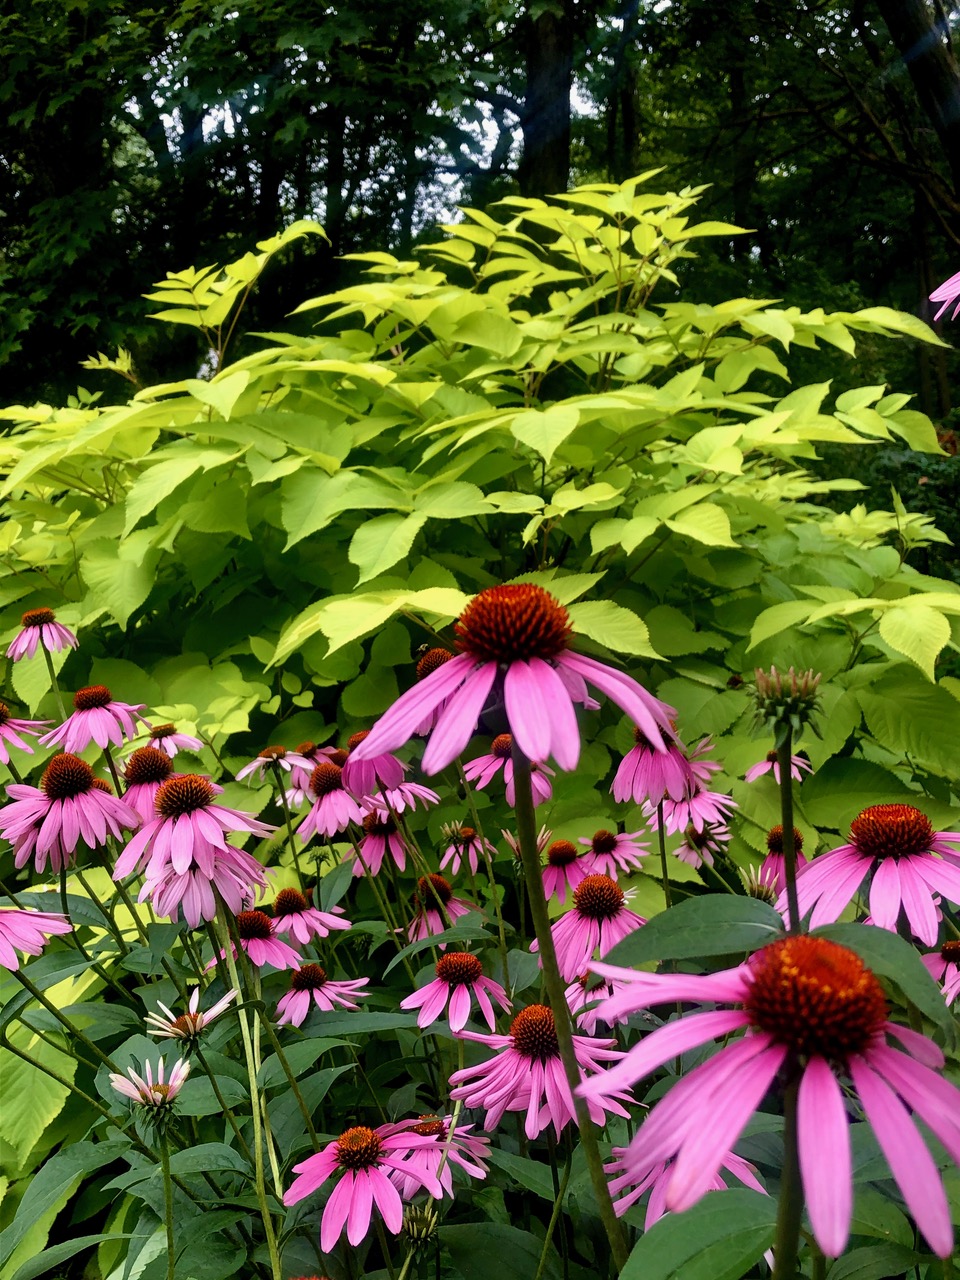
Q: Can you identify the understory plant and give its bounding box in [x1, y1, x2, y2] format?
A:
[0, 176, 958, 1280]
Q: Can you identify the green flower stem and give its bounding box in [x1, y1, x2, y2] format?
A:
[347, 830, 418, 985]
[776, 730, 801, 935]
[511, 746, 629, 1275]
[536, 1140, 572, 1280]
[11, 968, 120, 1071]
[269, 761, 305, 886]
[772, 1072, 803, 1280]
[99, 846, 150, 945]
[656, 800, 672, 910]
[214, 909, 283, 1280]
[74, 865, 131, 956]
[102, 742, 124, 798]
[456, 760, 510, 988]
[228, 937, 283, 1199]
[160, 1132, 176, 1280]
[42, 646, 66, 721]
[4, 756, 22, 783]
[193, 1044, 254, 1164]
[375, 1214, 398, 1280]
[254, 998, 321, 1148]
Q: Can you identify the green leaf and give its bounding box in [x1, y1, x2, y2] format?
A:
[857, 670, 960, 776]
[798, 757, 912, 831]
[604, 896, 784, 967]
[441, 1224, 560, 1280]
[384, 916, 491, 975]
[0, 1142, 112, 1267]
[620, 1189, 777, 1280]
[257, 1039, 346, 1089]
[877, 605, 951, 680]
[176, 1075, 248, 1117]
[486, 1148, 556, 1201]
[825, 1244, 921, 1280]
[80, 537, 159, 628]
[747, 601, 817, 650]
[814, 922, 954, 1039]
[348, 513, 427, 583]
[0, 1036, 76, 1165]
[567, 600, 660, 658]
[185, 372, 250, 419]
[166, 1143, 251, 1177]
[666, 503, 736, 547]
[124, 447, 237, 534]
[511, 405, 580, 465]
[9, 1233, 142, 1280]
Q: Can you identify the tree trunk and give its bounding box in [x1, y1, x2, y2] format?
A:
[518, 3, 573, 196]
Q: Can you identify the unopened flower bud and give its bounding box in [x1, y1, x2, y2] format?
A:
[402, 1203, 439, 1246]
[741, 865, 779, 905]
[753, 666, 822, 743]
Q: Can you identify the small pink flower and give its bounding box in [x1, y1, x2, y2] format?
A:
[565, 974, 635, 1035]
[0, 754, 139, 874]
[779, 804, 960, 946]
[439, 821, 496, 876]
[145, 987, 238, 1042]
[541, 839, 590, 905]
[0, 701, 49, 766]
[611, 730, 709, 805]
[463, 733, 554, 806]
[340, 729, 406, 798]
[922, 943, 960, 1005]
[283, 1122, 444, 1251]
[583, 938, 960, 1260]
[146, 723, 203, 758]
[450, 1003, 632, 1139]
[0, 906, 71, 971]
[270, 887, 351, 943]
[364, 781, 439, 816]
[401, 952, 511, 1031]
[297, 763, 364, 841]
[643, 786, 736, 836]
[121, 747, 175, 823]
[113, 774, 272, 928]
[607, 1147, 766, 1225]
[354, 811, 408, 877]
[744, 750, 812, 785]
[282, 741, 340, 807]
[350, 584, 675, 775]
[6, 607, 78, 661]
[109, 1056, 190, 1109]
[236, 744, 313, 784]
[276, 963, 370, 1026]
[930, 268, 960, 322]
[389, 1115, 489, 1200]
[502, 825, 551, 861]
[578, 828, 648, 878]
[675, 822, 730, 870]
[40, 684, 149, 755]
[758, 824, 808, 896]
[532, 874, 645, 981]
[212, 909, 301, 970]
[405, 875, 475, 945]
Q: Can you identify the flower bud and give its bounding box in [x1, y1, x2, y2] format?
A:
[753, 666, 822, 743]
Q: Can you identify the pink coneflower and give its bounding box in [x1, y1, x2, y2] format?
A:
[113, 774, 272, 928]
[145, 987, 238, 1045]
[744, 750, 812, 785]
[365, 781, 439, 816]
[0, 754, 139, 874]
[565, 973, 635, 1034]
[611, 725, 691, 805]
[675, 822, 730, 870]
[350, 583, 675, 775]
[779, 804, 960, 946]
[922, 941, 960, 1005]
[643, 785, 737, 836]
[283, 1121, 444, 1251]
[283, 741, 338, 807]
[270, 887, 351, 943]
[578, 828, 648, 878]
[6, 607, 78, 661]
[405, 875, 475, 944]
[581, 935, 960, 1258]
[533, 874, 645, 981]
[146, 723, 204, 758]
[0, 906, 71, 971]
[0, 702, 49, 765]
[40, 685, 148, 754]
[215, 909, 301, 970]
[400, 952, 511, 1031]
[297, 763, 364, 841]
[759, 825, 808, 896]
[276, 963, 370, 1026]
[122, 747, 174, 823]
[439, 821, 496, 876]
[930, 268, 960, 322]
[449, 1004, 632, 1139]
[607, 1147, 766, 1225]
[463, 734, 554, 807]
[354, 811, 407, 877]
[541, 839, 590, 905]
[236, 744, 313, 784]
[389, 1115, 489, 1200]
[110, 1057, 190, 1110]
[340, 729, 406, 798]
[412, 647, 456, 734]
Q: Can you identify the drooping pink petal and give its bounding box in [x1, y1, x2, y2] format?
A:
[370, 1166, 405, 1233]
[421, 662, 498, 774]
[849, 1057, 954, 1258]
[867, 858, 903, 933]
[868, 1045, 960, 1166]
[797, 1057, 852, 1257]
[894, 860, 941, 946]
[320, 1171, 356, 1253]
[353, 654, 477, 760]
[556, 652, 670, 750]
[346, 1168, 374, 1245]
[883, 1023, 945, 1070]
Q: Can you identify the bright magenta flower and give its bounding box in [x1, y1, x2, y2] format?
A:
[146, 723, 203, 758]
[0, 701, 49, 765]
[40, 684, 148, 754]
[675, 821, 730, 870]
[533, 874, 645, 981]
[1, 754, 139, 874]
[355, 811, 408, 876]
[541, 839, 590, 905]
[439, 821, 496, 876]
[930, 268, 960, 321]
[6, 607, 78, 661]
[779, 804, 960, 946]
[340, 729, 406, 798]
[611, 726, 693, 805]
[565, 973, 634, 1035]
[121, 747, 174, 823]
[744, 750, 812, 785]
[351, 584, 674, 775]
[214, 910, 301, 970]
[400, 952, 511, 1031]
[276, 964, 369, 1026]
[389, 1115, 489, 1200]
[405, 875, 474, 945]
[608, 1147, 766, 1226]
[581, 935, 960, 1258]
[759, 825, 808, 897]
[0, 906, 71, 971]
[283, 1122, 444, 1251]
[297, 763, 364, 841]
[578, 828, 648, 878]
[450, 1003, 632, 1139]
[922, 942, 960, 1005]
[270, 887, 350, 943]
[463, 733, 554, 806]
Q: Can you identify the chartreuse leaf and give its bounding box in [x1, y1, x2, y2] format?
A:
[80, 538, 159, 628]
[857, 669, 960, 776]
[620, 1190, 777, 1280]
[0, 1141, 113, 1267]
[349, 513, 428, 583]
[567, 600, 660, 658]
[511, 404, 580, 464]
[877, 604, 951, 679]
[604, 895, 783, 966]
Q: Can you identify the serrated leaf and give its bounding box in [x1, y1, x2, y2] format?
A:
[877, 604, 950, 679]
[80, 538, 159, 628]
[666, 503, 736, 547]
[567, 600, 660, 658]
[858, 672, 960, 776]
[511, 405, 580, 465]
[747, 601, 817, 649]
[349, 513, 427, 583]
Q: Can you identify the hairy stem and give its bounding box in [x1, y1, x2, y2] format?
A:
[776, 731, 801, 934]
[772, 1073, 803, 1280]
